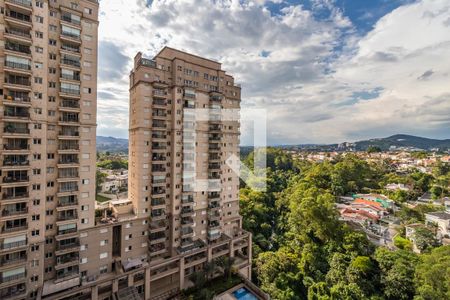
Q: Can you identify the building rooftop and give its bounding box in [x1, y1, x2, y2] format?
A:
[426, 211, 450, 220]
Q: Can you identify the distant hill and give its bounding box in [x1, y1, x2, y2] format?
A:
[353, 134, 450, 151]
[96, 136, 128, 153]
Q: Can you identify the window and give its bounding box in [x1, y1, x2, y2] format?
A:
[84, 8, 92, 14]
[50, 10, 57, 17]
[100, 252, 108, 259]
[100, 240, 108, 246]
[49, 24, 57, 31]
[34, 92, 42, 99]
[83, 87, 91, 94]
[49, 82, 56, 88]
[35, 16, 44, 23]
[35, 31, 43, 38]
[35, 46, 43, 53]
[33, 154, 41, 160]
[35, 1, 43, 8]
[80, 258, 88, 264]
[81, 218, 88, 224]
[33, 169, 41, 175]
[99, 266, 108, 274]
[45, 252, 53, 258]
[83, 61, 92, 67]
[35, 62, 43, 69]
[49, 53, 56, 60]
[70, 2, 78, 9]
[49, 39, 57, 46]
[48, 96, 56, 102]
[34, 77, 42, 84]
[32, 230, 40, 236]
[49, 67, 56, 74]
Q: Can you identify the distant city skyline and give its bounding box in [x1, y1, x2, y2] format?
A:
[98, 0, 450, 145]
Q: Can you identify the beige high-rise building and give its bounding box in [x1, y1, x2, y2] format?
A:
[0, 0, 99, 298]
[1, 1, 251, 298]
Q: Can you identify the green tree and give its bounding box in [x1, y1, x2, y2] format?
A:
[414, 246, 450, 300]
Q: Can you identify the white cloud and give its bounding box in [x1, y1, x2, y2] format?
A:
[97, 0, 450, 145]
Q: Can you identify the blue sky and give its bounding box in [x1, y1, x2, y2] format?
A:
[97, 0, 450, 145]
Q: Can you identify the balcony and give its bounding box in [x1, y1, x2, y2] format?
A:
[61, 73, 80, 82]
[209, 144, 221, 151]
[208, 221, 220, 230]
[56, 238, 80, 252]
[58, 156, 79, 165]
[209, 124, 221, 131]
[5, 11, 31, 27]
[1, 207, 28, 217]
[208, 210, 221, 220]
[209, 163, 221, 170]
[3, 92, 31, 106]
[4, 76, 31, 88]
[58, 169, 79, 179]
[150, 210, 165, 221]
[181, 195, 194, 204]
[2, 175, 28, 184]
[152, 90, 167, 98]
[4, 61, 31, 72]
[151, 165, 166, 173]
[60, 87, 80, 96]
[153, 99, 166, 107]
[59, 116, 79, 124]
[210, 95, 223, 102]
[0, 241, 27, 255]
[148, 242, 166, 256]
[59, 130, 79, 138]
[152, 132, 166, 140]
[57, 212, 78, 222]
[61, 12, 81, 26]
[5, 0, 32, 9]
[56, 252, 79, 266]
[149, 232, 166, 244]
[1, 191, 28, 201]
[2, 142, 29, 153]
[1, 223, 28, 234]
[58, 142, 79, 151]
[58, 183, 78, 194]
[181, 217, 194, 226]
[151, 198, 165, 207]
[180, 227, 194, 237]
[0, 283, 26, 299]
[0, 251, 26, 267]
[2, 159, 29, 167]
[56, 266, 79, 281]
[150, 220, 167, 232]
[61, 43, 80, 54]
[152, 154, 166, 162]
[209, 135, 222, 142]
[58, 196, 78, 207]
[152, 121, 166, 129]
[180, 207, 195, 217]
[61, 58, 81, 68]
[5, 42, 30, 56]
[61, 31, 81, 42]
[57, 226, 77, 236]
[0, 270, 26, 284]
[4, 28, 31, 43]
[3, 108, 29, 119]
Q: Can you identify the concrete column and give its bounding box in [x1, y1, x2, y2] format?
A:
[91, 285, 98, 300]
[179, 258, 185, 290]
[248, 233, 253, 280]
[229, 239, 235, 258]
[145, 267, 151, 300]
[112, 279, 119, 293]
[207, 246, 213, 262]
[128, 273, 134, 287]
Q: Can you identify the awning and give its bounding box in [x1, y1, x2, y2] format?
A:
[122, 258, 142, 272]
[42, 277, 80, 296]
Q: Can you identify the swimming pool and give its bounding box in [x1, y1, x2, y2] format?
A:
[233, 287, 259, 300]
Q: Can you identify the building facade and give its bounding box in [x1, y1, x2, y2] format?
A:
[1, 0, 250, 297]
[0, 0, 99, 298]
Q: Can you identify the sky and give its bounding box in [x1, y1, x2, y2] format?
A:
[97, 0, 450, 145]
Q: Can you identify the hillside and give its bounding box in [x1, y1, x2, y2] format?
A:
[96, 136, 128, 153]
[354, 134, 450, 151]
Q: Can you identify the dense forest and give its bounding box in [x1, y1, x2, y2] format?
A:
[239, 149, 450, 300]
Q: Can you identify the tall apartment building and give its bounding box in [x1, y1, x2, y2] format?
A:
[1, 1, 251, 298]
[0, 0, 99, 299]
